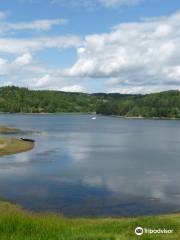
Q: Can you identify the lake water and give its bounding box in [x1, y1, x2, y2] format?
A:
[0, 114, 180, 217]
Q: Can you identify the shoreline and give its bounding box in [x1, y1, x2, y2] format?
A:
[112, 115, 180, 121]
[0, 137, 34, 156]
[0, 112, 180, 120]
[2, 197, 180, 219]
[0, 112, 96, 115]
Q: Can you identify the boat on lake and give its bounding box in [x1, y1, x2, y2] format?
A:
[20, 138, 35, 143]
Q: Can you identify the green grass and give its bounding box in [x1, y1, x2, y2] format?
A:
[0, 201, 179, 240]
[0, 137, 34, 156]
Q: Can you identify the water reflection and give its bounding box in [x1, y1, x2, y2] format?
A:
[0, 114, 180, 216]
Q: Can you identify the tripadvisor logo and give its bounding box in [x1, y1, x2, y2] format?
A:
[135, 226, 174, 236]
[135, 227, 144, 236]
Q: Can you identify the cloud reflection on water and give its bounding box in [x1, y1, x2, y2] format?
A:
[0, 114, 180, 216]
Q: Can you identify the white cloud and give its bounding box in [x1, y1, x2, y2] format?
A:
[2, 11, 180, 93]
[13, 53, 32, 65]
[0, 58, 8, 75]
[0, 18, 68, 34]
[0, 36, 81, 54]
[29, 74, 54, 88]
[64, 11, 180, 93]
[60, 84, 86, 92]
[23, 74, 86, 92]
[0, 30, 82, 91]
[5, 18, 67, 31]
[0, 54, 34, 77]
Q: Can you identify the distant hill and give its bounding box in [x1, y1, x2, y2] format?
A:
[96, 90, 180, 118]
[0, 86, 180, 118]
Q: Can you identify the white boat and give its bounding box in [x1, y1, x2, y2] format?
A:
[91, 117, 97, 120]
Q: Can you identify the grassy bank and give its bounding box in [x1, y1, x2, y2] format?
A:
[0, 201, 179, 240]
[0, 126, 21, 134]
[0, 137, 34, 156]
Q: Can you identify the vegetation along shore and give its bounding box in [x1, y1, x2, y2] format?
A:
[0, 200, 178, 240]
[0, 126, 34, 156]
[1, 86, 180, 119]
[0, 137, 34, 156]
[0, 126, 22, 134]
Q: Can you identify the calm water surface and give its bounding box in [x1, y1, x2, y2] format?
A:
[0, 114, 180, 217]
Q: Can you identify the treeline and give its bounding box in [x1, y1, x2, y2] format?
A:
[0, 86, 180, 118]
[0, 86, 97, 113]
[96, 90, 180, 118]
[0, 86, 129, 114]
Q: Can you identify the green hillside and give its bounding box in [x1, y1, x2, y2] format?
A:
[0, 86, 180, 118]
[0, 86, 129, 113]
[96, 90, 180, 118]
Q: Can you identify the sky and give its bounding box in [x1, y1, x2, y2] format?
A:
[0, 0, 180, 93]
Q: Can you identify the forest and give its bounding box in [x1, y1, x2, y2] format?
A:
[0, 86, 180, 118]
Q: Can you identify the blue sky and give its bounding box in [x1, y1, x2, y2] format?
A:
[0, 0, 180, 93]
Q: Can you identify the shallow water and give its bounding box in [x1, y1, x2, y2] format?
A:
[0, 114, 180, 217]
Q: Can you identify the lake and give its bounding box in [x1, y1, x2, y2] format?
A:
[0, 114, 180, 217]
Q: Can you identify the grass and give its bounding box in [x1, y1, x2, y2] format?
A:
[0, 201, 179, 240]
[0, 137, 34, 156]
[0, 126, 21, 134]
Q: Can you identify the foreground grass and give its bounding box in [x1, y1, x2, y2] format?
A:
[0, 137, 34, 156]
[0, 201, 179, 240]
